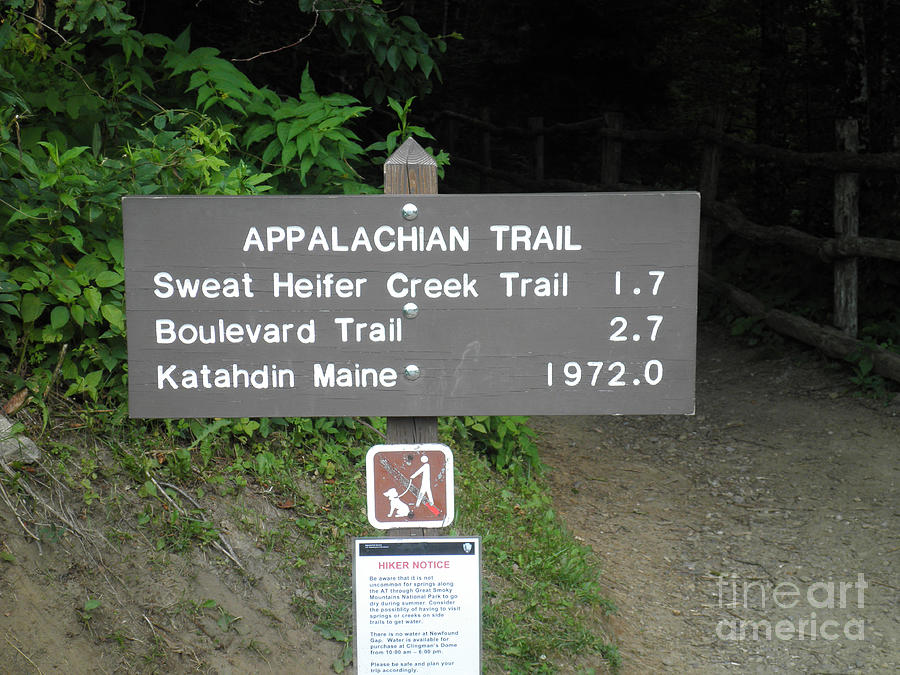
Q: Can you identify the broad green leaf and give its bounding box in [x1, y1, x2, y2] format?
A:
[386, 45, 400, 71]
[300, 65, 315, 95]
[20, 293, 45, 323]
[243, 122, 275, 146]
[187, 70, 208, 91]
[387, 97, 403, 117]
[339, 19, 354, 46]
[281, 141, 297, 167]
[39, 172, 60, 189]
[299, 154, 315, 182]
[50, 305, 70, 329]
[83, 287, 102, 313]
[95, 271, 123, 288]
[42, 326, 63, 343]
[276, 122, 294, 146]
[261, 139, 281, 164]
[295, 131, 311, 158]
[75, 255, 108, 281]
[418, 52, 435, 79]
[70, 303, 85, 328]
[101, 304, 125, 331]
[60, 193, 80, 214]
[60, 226, 85, 252]
[402, 48, 418, 71]
[173, 26, 192, 53]
[397, 16, 422, 32]
[107, 239, 124, 266]
[59, 146, 89, 163]
[84, 370, 103, 390]
[50, 277, 81, 300]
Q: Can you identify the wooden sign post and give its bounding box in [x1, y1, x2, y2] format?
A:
[384, 139, 439, 450]
[383, 138, 440, 537]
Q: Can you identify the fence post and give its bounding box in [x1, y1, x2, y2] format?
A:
[529, 116, 545, 181]
[601, 112, 623, 186]
[480, 107, 492, 192]
[383, 137, 439, 537]
[699, 106, 726, 270]
[833, 119, 860, 337]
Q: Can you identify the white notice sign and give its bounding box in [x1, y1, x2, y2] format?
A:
[353, 537, 481, 674]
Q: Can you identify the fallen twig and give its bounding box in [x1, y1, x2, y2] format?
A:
[149, 477, 244, 570]
[0, 475, 40, 542]
[3, 630, 44, 674]
[43, 343, 68, 398]
[0, 458, 97, 544]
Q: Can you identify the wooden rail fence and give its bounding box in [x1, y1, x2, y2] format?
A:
[433, 110, 900, 384]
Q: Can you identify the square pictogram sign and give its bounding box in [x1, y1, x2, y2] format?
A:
[366, 444, 454, 529]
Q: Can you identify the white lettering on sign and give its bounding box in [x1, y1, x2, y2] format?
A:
[489, 224, 581, 251]
[155, 319, 315, 345]
[243, 225, 470, 253]
[313, 363, 398, 388]
[272, 272, 367, 299]
[386, 272, 478, 299]
[498, 271, 568, 297]
[157, 363, 295, 390]
[153, 271, 254, 299]
[122, 193, 699, 417]
[334, 317, 402, 343]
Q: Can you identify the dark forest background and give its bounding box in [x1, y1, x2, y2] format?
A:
[139, 0, 900, 339]
[2, 0, 899, 404]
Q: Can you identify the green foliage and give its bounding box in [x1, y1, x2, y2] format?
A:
[80, 596, 102, 622]
[0, 1, 446, 408]
[846, 337, 898, 402]
[303, 0, 458, 104]
[442, 415, 542, 478]
[367, 96, 450, 176]
[453, 449, 619, 672]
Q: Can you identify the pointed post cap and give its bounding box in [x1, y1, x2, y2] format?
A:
[384, 137, 438, 195]
[385, 137, 437, 168]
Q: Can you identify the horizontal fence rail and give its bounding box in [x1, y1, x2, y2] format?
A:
[437, 110, 900, 384]
[433, 110, 900, 171]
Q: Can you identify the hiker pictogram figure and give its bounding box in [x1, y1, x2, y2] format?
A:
[366, 444, 454, 529]
[409, 455, 433, 508]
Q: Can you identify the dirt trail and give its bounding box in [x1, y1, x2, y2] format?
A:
[536, 323, 899, 674]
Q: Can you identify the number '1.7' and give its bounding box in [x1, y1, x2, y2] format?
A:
[547, 360, 664, 387]
[615, 270, 665, 296]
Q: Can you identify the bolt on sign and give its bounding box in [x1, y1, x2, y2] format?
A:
[122, 192, 699, 418]
[366, 444, 454, 529]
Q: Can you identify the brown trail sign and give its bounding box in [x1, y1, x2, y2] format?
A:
[122, 152, 699, 419]
[365, 444, 454, 529]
